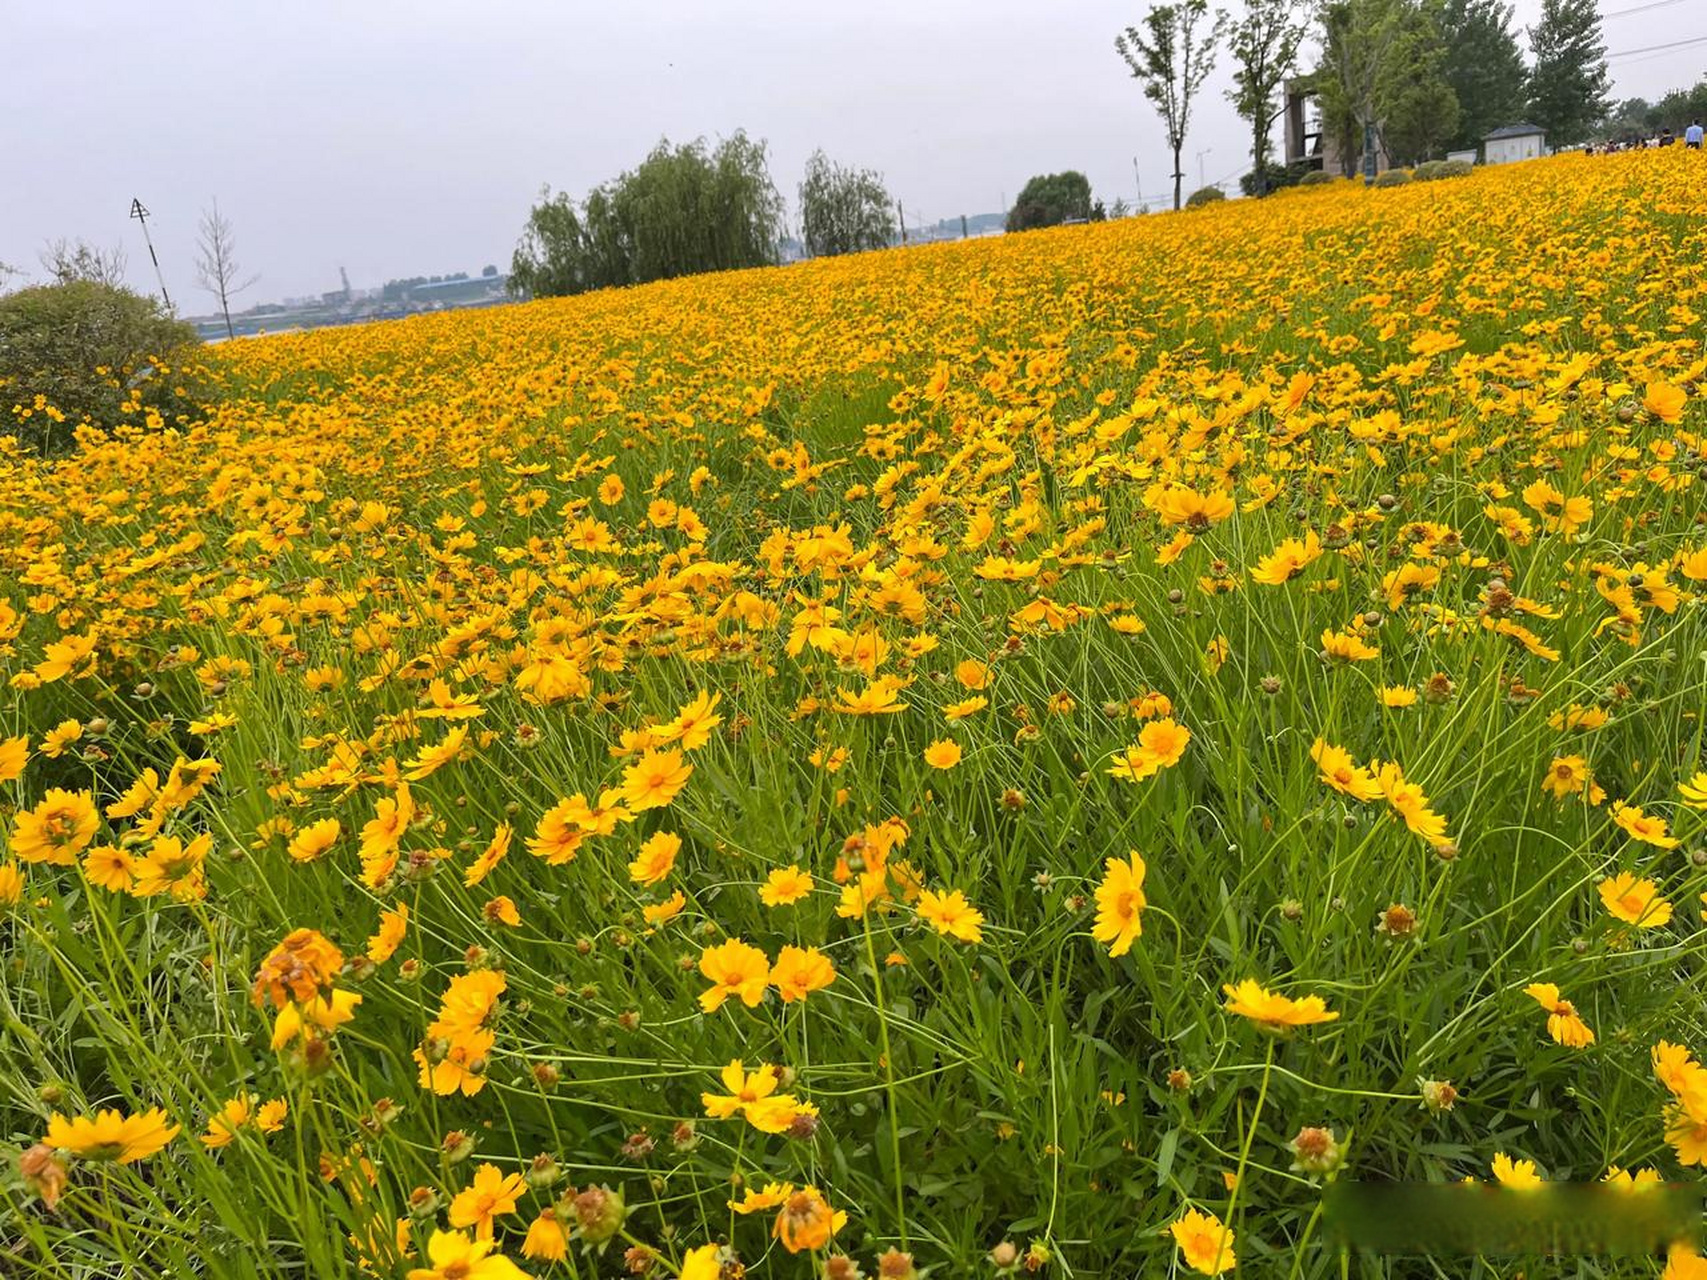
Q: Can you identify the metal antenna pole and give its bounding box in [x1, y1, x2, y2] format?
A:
[130, 198, 172, 311]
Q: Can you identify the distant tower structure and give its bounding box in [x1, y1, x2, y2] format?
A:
[339, 266, 353, 297]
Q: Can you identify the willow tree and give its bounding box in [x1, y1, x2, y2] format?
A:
[511, 131, 784, 299]
[798, 151, 895, 258]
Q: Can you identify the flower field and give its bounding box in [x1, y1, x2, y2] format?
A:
[5, 149, 1707, 1278]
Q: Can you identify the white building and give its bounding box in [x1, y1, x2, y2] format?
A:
[1484, 123, 1547, 166]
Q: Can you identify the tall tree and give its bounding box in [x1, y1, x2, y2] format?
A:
[194, 199, 259, 341]
[1378, 3, 1460, 164]
[1117, 1, 1228, 210]
[1527, 0, 1609, 146]
[1439, 0, 1527, 151]
[1317, 0, 1406, 179]
[1227, 0, 1311, 195]
[798, 151, 895, 257]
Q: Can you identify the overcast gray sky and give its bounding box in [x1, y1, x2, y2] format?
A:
[3, 1, 1701, 311]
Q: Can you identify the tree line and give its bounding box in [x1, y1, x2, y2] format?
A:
[509, 136, 899, 300]
[1123, 0, 1615, 207]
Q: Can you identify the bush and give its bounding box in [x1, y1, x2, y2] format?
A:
[1185, 186, 1227, 208]
[1298, 170, 1339, 186]
[1414, 158, 1474, 181]
[0, 281, 203, 454]
[1239, 160, 1313, 197]
[1373, 169, 1413, 188]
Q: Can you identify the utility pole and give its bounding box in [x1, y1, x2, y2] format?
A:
[1133, 156, 1142, 207]
[960, 214, 968, 239]
[130, 198, 171, 311]
[1196, 148, 1213, 190]
[897, 201, 906, 245]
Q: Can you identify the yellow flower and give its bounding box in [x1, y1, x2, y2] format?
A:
[643, 890, 686, 925]
[1611, 801, 1678, 849]
[1523, 982, 1594, 1048]
[1598, 873, 1671, 928]
[923, 738, 963, 769]
[0, 735, 28, 783]
[448, 1163, 528, 1241]
[698, 938, 771, 1012]
[773, 1186, 846, 1253]
[200, 1095, 255, 1149]
[366, 902, 409, 962]
[10, 789, 99, 865]
[917, 887, 985, 943]
[759, 864, 814, 906]
[729, 1181, 791, 1214]
[483, 895, 521, 927]
[770, 945, 836, 1002]
[1644, 380, 1687, 424]
[406, 1229, 528, 1280]
[1170, 1207, 1236, 1275]
[1541, 756, 1592, 799]
[1320, 627, 1379, 662]
[403, 725, 469, 780]
[1681, 772, 1707, 810]
[627, 830, 681, 885]
[39, 718, 83, 759]
[1310, 739, 1383, 802]
[1108, 718, 1190, 783]
[465, 823, 512, 886]
[1491, 1153, 1543, 1189]
[679, 1244, 724, 1280]
[619, 748, 693, 810]
[1222, 979, 1339, 1031]
[1091, 853, 1147, 958]
[287, 817, 341, 863]
[43, 1107, 179, 1164]
[1249, 531, 1321, 585]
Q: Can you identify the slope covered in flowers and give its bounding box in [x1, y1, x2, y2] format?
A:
[3, 149, 1707, 1278]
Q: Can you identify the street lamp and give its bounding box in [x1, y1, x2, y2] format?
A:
[1196, 148, 1213, 190]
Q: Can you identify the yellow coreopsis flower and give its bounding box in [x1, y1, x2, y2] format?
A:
[1523, 982, 1594, 1048]
[917, 887, 985, 943]
[1170, 1208, 1236, 1275]
[43, 1107, 179, 1164]
[1091, 852, 1147, 958]
[1222, 979, 1339, 1031]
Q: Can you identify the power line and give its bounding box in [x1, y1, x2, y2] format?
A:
[1601, 0, 1691, 19]
[1607, 33, 1707, 59]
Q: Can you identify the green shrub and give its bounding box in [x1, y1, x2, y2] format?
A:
[1298, 170, 1339, 186]
[1185, 185, 1227, 208]
[0, 281, 203, 454]
[1373, 168, 1413, 188]
[1414, 158, 1474, 182]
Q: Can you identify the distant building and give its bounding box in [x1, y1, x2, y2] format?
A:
[1283, 79, 1389, 177]
[1484, 124, 1546, 166]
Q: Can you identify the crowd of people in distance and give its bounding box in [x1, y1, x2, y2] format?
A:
[1587, 119, 1705, 153]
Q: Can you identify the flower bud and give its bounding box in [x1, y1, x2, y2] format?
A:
[573, 1185, 627, 1244]
[1418, 1078, 1458, 1112]
[1287, 1126, 1343, 1176]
